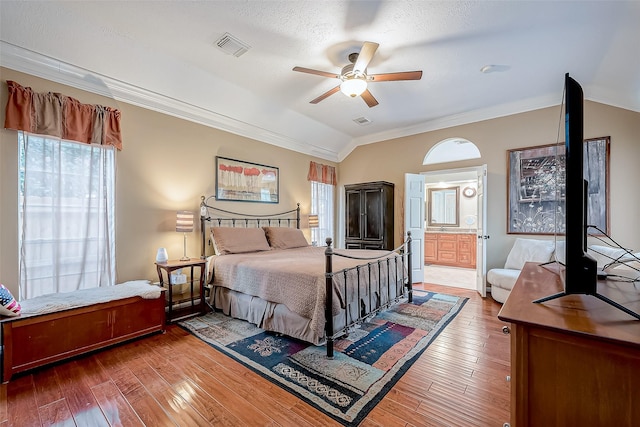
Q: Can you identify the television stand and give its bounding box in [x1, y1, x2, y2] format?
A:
[533, 290, 640, 320]
[498, 263, 640, 427]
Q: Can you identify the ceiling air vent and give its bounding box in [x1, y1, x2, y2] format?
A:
[353, 116, 372, 126]
[215, 33, 251, 57]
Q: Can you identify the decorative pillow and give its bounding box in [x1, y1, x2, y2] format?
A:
[263, 226, 309, 250]
[0, 284, 21, 317]
[504, 238, 555, 270]
[211, 227, 271, 255]
[209, 231, 221, 255]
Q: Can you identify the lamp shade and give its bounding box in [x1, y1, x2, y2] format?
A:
[340, 78, 367, 97]
[176, 211, 194, 232]
[308, 214, 319, 228]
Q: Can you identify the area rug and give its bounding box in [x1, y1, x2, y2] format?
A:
[179, 290, 467, 426]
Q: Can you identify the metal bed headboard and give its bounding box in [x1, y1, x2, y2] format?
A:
[199, 195, 300, 258]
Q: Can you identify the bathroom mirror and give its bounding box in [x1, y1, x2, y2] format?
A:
[428, 187, 459, 227]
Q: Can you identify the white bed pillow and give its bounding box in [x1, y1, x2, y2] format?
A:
[263, 226, 309, 249]
[211, 227, 271, 255]
[504, 238, 555, 270]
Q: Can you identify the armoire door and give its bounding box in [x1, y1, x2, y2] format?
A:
[363, 188, 384, 241]
[345, 189, 362, 241]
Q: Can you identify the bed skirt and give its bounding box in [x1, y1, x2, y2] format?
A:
[211, 286, 358, 345]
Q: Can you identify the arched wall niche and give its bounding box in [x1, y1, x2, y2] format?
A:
[423, 138, 481, 165]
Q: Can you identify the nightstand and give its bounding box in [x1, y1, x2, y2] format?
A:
[155, 258, 207, 322]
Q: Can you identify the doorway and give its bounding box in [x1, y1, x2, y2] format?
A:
[424, 265, 477, 290]
[423, 168, 479, 290]
[405, 165, 488, 296]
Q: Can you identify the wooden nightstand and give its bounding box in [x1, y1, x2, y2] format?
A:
[155, 258, 207, 322]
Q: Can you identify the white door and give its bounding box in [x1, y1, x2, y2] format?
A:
[476, 164, 488, 297]
[405, 173, 425, 283]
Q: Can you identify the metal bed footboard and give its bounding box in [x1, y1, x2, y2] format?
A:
[324, 233, 413, 358]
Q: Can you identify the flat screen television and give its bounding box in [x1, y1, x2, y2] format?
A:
[562, 73, 598, 295]
[533, 74, 639, 320]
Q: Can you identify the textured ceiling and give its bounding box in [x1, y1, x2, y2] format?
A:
[1, 1, 639, 161]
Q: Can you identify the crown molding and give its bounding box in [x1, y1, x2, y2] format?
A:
[336, 86, 638, 162]
[337, 94, 562, 161]
[0, 42, 339, 162]
[6, 42, 633, 165]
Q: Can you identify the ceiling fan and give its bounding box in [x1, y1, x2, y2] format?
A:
[293, 41, 422, 108]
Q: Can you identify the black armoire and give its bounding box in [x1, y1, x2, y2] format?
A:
[344, 181, 394, 250]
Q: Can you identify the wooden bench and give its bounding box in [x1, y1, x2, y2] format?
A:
[1, 284, 165, 382]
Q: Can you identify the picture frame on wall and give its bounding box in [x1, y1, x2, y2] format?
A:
[215, 156, 279, 203]
[507, 136, 609, 235]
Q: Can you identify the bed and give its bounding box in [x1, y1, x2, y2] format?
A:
[199, 196, 412, 357]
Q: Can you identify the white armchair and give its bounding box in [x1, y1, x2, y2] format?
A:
[588, 244, 640, 280]
[488, 239, 639, 304]
[487, 238, 558, 303]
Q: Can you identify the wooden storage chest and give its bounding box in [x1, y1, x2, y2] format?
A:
[1, 293, 165, 382]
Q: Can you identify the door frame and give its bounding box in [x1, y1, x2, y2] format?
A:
[418, 165, 488, 296]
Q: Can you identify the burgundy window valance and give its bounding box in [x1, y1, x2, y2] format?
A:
[4, 80, 122, 150]
[307, 161, 337, 185]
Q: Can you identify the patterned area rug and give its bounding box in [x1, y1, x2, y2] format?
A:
[179, 291, 467, 426]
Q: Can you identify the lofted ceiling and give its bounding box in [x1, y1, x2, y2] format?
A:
[1, 1, 639, 162]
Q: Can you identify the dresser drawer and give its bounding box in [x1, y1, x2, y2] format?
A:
[439, 240, 457, 251]
[438, 251, 457, 263]
[439, 234, 457, 241]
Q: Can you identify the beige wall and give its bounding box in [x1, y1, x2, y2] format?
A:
[2, 67, 639, 298]
[339, 102, 640, 271]
[0, 68, 334, 297]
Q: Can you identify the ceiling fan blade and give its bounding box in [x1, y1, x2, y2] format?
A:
[361, 89, 379, 108]
[369, 71, 423, 82]
[293, 66, 340, 79]
[353, 41, 379, 74]
[310, 85, 341, 104]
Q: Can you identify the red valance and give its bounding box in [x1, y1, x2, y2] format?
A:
[4, 80, 122, 150]
[307, 161, 337, 185]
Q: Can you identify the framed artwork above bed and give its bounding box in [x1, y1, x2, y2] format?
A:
[215, 156, 279, 203]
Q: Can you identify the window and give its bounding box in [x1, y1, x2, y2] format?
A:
[18, 132, 116, 299]
[310, 181, 333, 246]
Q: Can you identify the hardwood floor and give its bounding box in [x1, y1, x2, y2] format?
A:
[1, 284, 510, 426]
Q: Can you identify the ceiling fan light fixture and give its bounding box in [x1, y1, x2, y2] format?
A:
[340, 78, 367, 97]
[293, 41, 420, 106]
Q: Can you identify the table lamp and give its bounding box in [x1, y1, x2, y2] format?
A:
[176, 210, 194, 261]
[308, 214, 319, 246]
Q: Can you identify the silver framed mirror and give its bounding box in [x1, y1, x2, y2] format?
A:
[428, 187, 459, 227]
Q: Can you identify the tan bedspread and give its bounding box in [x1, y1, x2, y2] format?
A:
[210, 246, 404, 341]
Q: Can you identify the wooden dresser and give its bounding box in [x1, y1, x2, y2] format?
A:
[424, 232, 476, 268]
[498, 263, 640, 427]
